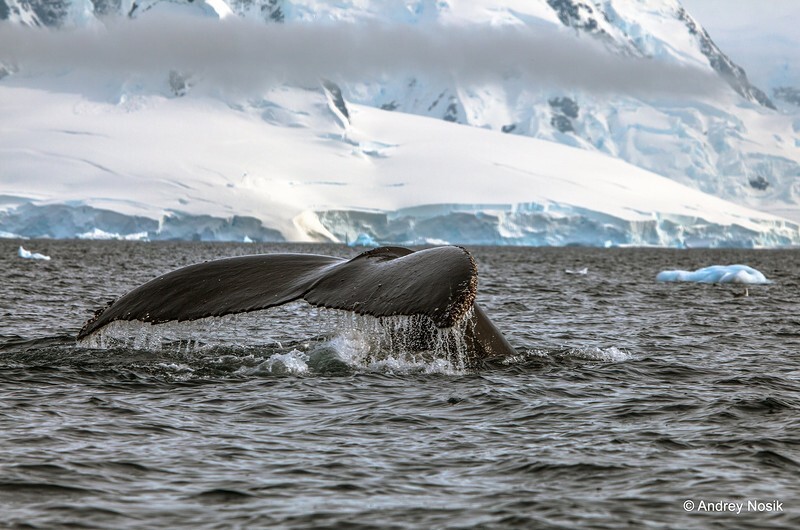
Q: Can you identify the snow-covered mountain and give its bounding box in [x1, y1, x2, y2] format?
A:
[1, 0, 799, 246]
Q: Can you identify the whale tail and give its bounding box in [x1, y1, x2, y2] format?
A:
[78, 246, 516, 362]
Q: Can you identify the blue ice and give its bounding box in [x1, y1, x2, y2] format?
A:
[656, 265, 770, 284]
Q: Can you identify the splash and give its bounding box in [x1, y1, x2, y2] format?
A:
[79, 308, 295, 351]
[566, 346, 631, 362]
[78, 302, 477, 375]
[503, 346, 632, 365]
[237, 350, 310, 376]
[319, 308, 474, 373]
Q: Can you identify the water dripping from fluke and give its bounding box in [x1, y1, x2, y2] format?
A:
[79, 304, 483, 376]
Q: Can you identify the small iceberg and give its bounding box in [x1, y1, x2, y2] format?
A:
[656, 264, 770, 284]
[18, 246, 51, 261]
[565, 267, 588, 275]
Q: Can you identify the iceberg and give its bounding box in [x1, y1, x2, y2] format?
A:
[565, 267, 589, 275]
[18, 246, 50, 261]
[656, 265, 770, 284]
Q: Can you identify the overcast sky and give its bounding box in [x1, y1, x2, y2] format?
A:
[679, 0, 800, 88]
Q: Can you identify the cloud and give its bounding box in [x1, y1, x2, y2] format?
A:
[0, 16, 725, 97]
[680, 0, 800, 89]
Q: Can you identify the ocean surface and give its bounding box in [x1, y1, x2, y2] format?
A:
[1, 240, 798, 529]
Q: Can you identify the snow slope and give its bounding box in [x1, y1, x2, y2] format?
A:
[1, 73, 796, 246]
[329, 0, 800, 222]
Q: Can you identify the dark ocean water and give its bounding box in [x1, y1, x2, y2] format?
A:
[1, 240, 799, 529]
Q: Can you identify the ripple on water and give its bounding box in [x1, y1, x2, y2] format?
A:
[1, 242, 800, 529]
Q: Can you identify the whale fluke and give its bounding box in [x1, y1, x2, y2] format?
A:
[77, 246, 515, 361]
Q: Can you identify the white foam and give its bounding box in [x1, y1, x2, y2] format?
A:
[567, 346, 631, 362]
[504, 346, 632, 364]
[156, 362, 195, 376]
[238, 350, 310, 376]
[367, 355, 462, 375]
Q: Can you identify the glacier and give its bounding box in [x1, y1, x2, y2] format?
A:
[1, 0, 799, 247]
